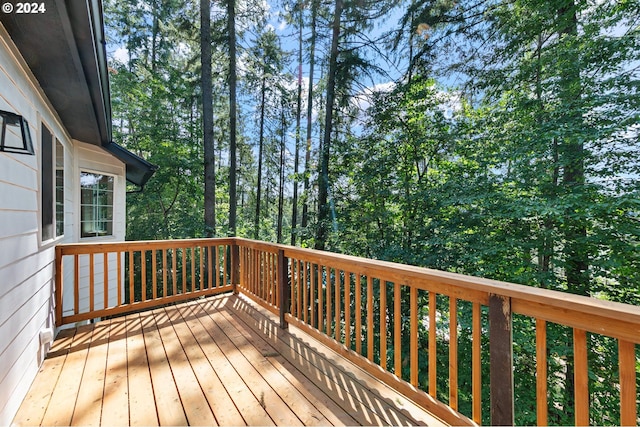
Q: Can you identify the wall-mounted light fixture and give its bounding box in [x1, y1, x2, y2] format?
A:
[0, 110, 34, 155]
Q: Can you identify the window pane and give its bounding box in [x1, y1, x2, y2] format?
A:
[41, 124, 53, 241]
[55, 140, 64, 237]
[80, 172, 114, 238]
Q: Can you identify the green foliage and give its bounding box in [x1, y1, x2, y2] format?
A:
[104, 0, 639, 424]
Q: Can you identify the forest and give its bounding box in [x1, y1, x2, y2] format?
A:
[104, 0, 639, 424]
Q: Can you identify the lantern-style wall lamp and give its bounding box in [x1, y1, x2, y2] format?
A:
[0, 110, 34, 155]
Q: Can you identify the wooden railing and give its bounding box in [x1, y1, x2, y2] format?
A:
[55, 237, 640, 426]
[55, 238, 236, 325]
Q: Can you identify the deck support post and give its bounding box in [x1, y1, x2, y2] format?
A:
[55, 246, 63, 327]
[230, 242, 239, 294]
[489, 294, 514, 426]
[278, 249, 290, 329]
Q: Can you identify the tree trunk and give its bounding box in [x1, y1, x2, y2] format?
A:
[201, 0, 216, 237]
[254, 77, 266, 239]
[277, 103, 286, 243]
[557, 3, 585, 423]
[301, 0, 317, 232]
[558, 1, 588, 297]
[227, 0, 238, 237]
[315, 0, 342, 250]
[291, 4, 303, 246]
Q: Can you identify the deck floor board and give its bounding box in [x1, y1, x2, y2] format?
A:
[13, 293, 449, 426]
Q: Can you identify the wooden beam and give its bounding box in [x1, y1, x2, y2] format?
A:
[278, 249, 289, 329]
[489, 294, 514, 426]
[55, 246, 63, 327]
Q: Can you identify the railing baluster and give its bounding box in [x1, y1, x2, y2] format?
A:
[299, 260, 304, 319]
[267, 252, 272, 304]
[207, 246, 213, 289]
[345, 271, 351, 348]
[536, 319, 548, 426]
[449, 297, 458, 411]
[214, 245, 220, 288]
[129, 251, 135, 304]
[367, 275, 373, 362]
[335, 269, 341, 342]
[410, 286, 418, 386]
[257, 248, 260, 296]
[273, 253, 278, 306]
[326, 267, 332, 337]
[380, 280, 387, 370]
[152, 249, 158, 299]
[199, 246, 204, 292]
[429, 291, 437, 398]
[472, 302, 482, 423]
[181, 248, 187, 293]
[172, 248, 177, 296]
[117, 251, 122, 306]
[304, 262, 309, 324]
[222, 245, 228, 286]
[73, 254, 79, 315]
[265, 251, 270, 303]
[573, 328, 589, 426]
[318, 265, 324, 333]
[162, 249, 167, 297]
[141, 250, 147, 301]
[355, 274, 362, 355]
[191, 247, 195, 291]
[289, 258, 298, 317]
[89, 253, 95, 313]
[311, 264, 316, 328]
[394, 282, 402, 378]
[618, 339, 637, 426]
[103, 252, 108, 310]
[231, 243, 239, 294]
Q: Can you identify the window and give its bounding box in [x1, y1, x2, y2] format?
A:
[41, 124, 53, 241]
[55, 141, 64, 236]
[41, 124, 64, 241]
[80, 172, 114, 238]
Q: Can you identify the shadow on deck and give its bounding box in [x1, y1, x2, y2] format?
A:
[14, 293, 448, 426]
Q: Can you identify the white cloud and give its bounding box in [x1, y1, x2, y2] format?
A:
[112, 46, 129, 64]
[352, 81, 396, 112]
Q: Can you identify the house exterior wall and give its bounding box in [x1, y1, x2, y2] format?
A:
[0, 24, 126, 425]
[62, 141, 126, 318]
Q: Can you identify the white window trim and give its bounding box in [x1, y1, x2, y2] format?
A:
[79, 169, 116, 240]
[40, 121, 66, 245]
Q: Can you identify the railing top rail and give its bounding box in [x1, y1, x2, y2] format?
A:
[56, 237, 236, 255]
[234, 237, 640, 342]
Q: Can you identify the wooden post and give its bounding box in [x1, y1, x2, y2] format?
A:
[54, 246, 63, 327]
[278, 249, 290, 329]
[230, 243, 240, 294]
[489, 294, 514, 426]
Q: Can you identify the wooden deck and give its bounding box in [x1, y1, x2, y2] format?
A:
[13, 293, 448, 426]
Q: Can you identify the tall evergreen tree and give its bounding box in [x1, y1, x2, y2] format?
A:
[201, 0, 216, 237]
[227, 0, 238, 236]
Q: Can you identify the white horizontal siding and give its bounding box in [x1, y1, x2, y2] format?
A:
[0, 26, 56, 423]
[0, 22, 129, 425]
[0, 183, 38, 213]
[0, 232, 39, 272]
[0, 153, 37, 190]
